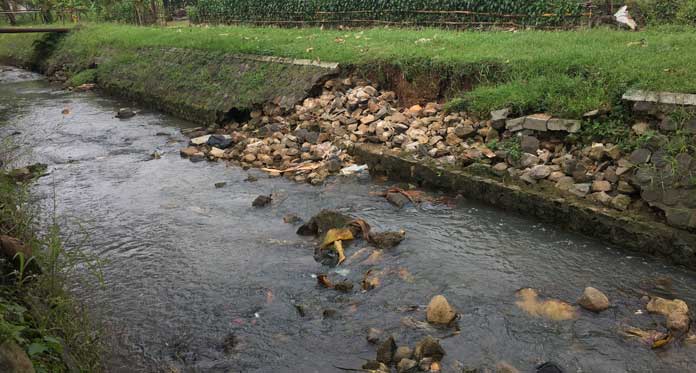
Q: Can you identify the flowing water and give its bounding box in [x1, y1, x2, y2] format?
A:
[2, 66, 696, 373]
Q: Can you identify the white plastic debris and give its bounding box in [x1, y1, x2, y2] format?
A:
[340, 164, 368, 176]
[614, 6, 637, 30]
[190, 134, 211, 145]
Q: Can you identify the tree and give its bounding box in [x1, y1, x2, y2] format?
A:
[1, 0, 17, 25]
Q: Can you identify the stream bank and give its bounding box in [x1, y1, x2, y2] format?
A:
[3, 62, 696, 372]
[1, 30, 695, 270]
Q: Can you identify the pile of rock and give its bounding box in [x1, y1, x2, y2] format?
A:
[366, 333, 445, 373]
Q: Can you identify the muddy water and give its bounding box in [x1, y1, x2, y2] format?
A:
[2, 66, 696, 372]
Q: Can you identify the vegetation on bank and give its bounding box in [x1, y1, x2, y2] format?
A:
[2, 23, 696, 119]
[0, 145, 103, 371]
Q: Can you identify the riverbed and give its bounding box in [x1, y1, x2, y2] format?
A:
[2, 66, 696, 372]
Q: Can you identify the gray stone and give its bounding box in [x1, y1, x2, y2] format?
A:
[589, 144, 607, 161]
[491, 108, 511, 129]
[523, 114, 550, 131]
[454, 124, 475, 138]
[570, 183, 591, 197]
[393, 346, 413, 364]
[505, 117, 525, 132]
[592, 180, 612, 192]
[519, 171, 537, 184]
[589, 192, 612, 206]
[116, 107, 136, 119]
[617, 181, 636, 194]
[520, 153, 540, 168]
[397, 359, 418, 373]
[367, 328, 383, 344]
[414, 336, 445, 361]
[632, 122, 650, 135]
[629, 148, 652, 164]
[547, 118, 581, 133]
[521, 135, 540, 154]
[685, 119, 696, 134]
[611, 194, 632, 211]
[578, 287, 610, 312]
[530, 165, 552, 180]
[376, 335, 397, 364]
[492, 162, 508, 176]
[659, 117, 678, 132]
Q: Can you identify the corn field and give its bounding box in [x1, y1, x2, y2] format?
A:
[194, 0, 589, 28]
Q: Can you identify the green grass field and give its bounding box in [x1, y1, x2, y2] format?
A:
[2, 23, 696, 117]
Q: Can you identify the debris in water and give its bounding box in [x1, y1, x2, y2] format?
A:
[340, 164, 368, 176]
[115, 107, 136, 119]
[214, 182, 227, 188]
[252, 194, 272, 207]
[320, 228, 354, 265]
[621, 326, 672, 349]
[515, 288, 578, 321]
[61, 107, 70, 115]
[297, 210, 352, 237]
[244, 174, 258, 182]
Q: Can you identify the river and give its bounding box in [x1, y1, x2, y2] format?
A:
[1, 66, 696, 372]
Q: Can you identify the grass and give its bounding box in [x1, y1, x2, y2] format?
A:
[2, 23, 696, 118]
[0, 142, 104, 372]
[2, 22, 696, 118]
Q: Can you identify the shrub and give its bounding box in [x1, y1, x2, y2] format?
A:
[677, 0, 696, 25]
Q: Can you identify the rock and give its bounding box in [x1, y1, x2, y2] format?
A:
[629, 148, 651, 164]
[588, 144, 606, 161]
[591, 180, 612, 192]
[209, 147, 225, 158]
[386, 192, 411, 208]
[617, 181, 635, 194]
[524, 114, 550, 131]
[426, 295, 457, 325]
[521, 135, 540, 154]
[393, 346, 413, 363]
[376, 335, 397, 364]
[578, 287, 610, 312]
[506, 117, 525, 132]
[370, 231, 406, 250]
[180, 147, 200, 158]
[418, 358, 433, 371]
[492, 162, 508, 176]
[414, 336, 445, 361]
[252, 195, 272, 207]
[611, 194, 632, 211]
[322, 309, 338, 319]
[454, 124, 475, 138]
[207, 134, 233, 149]
[214, 182, 227, 188]
[536, 362, 563, 373]
[0, 235, 32, 261]
[334, 280, 354, 293]
[519, 153, 540, 168]
[530, 165, 552, 180]
[569, 183, 591, 197]
[589, 192, 612, 206]
[296, 210, 352, 236]
[190, 135, 211, 145]
[547, 118, 581, 133]
[0, 340, 35, 373]
[646, 297, 691, 333]
[632, 122, 649, 135]
[115, 107, 135, 119]
[397, 359, 418, 373]
[555, 176, 575, 191]
[363, 360, 389, 372]
[367, 328, 383, 344]
[496, 362, 520, 373]
[490, 108, 511, 129]
[282, 214, 302, 224]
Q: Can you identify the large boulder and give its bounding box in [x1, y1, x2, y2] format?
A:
[426, 295, 457, 325]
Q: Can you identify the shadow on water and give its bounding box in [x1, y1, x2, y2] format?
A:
[1, 66, 696, 372]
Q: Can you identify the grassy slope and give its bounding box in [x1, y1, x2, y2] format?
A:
[1, 23, 696, 117]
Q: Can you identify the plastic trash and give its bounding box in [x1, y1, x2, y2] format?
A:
[340, 164, 368, 176]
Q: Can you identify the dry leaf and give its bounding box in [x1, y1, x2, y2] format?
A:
[334, 240, 346, 265]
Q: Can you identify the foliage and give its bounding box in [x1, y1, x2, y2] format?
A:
[633, 0, 696, 25]
[676, 0, 696, 25]
[194, 0, 586, 26]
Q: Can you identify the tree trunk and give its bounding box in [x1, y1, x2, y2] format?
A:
[1, 0, 16, 26]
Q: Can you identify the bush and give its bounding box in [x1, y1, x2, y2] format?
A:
[186, 5, 200, 23]
[677, 0, 696, 25]
[195, 0, 586, 26]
